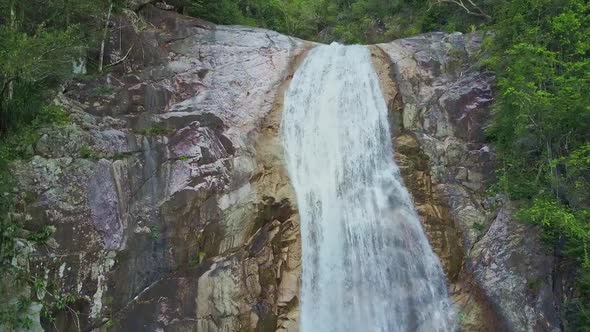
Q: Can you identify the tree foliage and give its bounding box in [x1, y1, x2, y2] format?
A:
[183, 0, 491, 43]
[0, 0, 113, 133]
[484, 0, 590, 329]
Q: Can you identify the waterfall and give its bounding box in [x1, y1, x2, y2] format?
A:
[281, 44, 456, 332]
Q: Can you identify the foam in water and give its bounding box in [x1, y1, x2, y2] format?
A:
[281, 43, 456, 332]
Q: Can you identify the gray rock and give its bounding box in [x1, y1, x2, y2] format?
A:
[380, 33, 562, 331]
[472, 204, 560, 332]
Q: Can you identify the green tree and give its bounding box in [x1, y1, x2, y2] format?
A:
[0, 0, 113, 133]
[485, 0, 590, 328]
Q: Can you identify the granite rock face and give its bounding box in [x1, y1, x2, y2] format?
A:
[15, 6, 310, 331]
[378, 33, 562, 331]
[10, 7, 563, 332]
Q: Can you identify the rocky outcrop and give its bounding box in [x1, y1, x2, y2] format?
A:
[377, 33, 562, 331]
[8, 6, 563, 332]
[14, 6, 311, 331]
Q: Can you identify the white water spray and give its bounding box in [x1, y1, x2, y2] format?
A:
[281, 44, 456, 332]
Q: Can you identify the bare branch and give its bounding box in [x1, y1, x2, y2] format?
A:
[431, 0, 491, 19]
[106, 44, 135, 68]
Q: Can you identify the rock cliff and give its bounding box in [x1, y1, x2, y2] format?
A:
[375, 34, 561, 331]
[9, 5, 562, 332]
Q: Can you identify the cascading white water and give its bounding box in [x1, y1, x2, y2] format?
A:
[281, 44, 456, 332]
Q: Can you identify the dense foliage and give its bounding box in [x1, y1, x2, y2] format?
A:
[486, 0, 590, 328]
[0, 0, 116, 132]
[0, 0, 588, 329]
[183, 0, 494, 43]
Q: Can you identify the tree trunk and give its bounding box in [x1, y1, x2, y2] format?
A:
[98, 3, 114, 73]
[8, 1, 16, 100]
